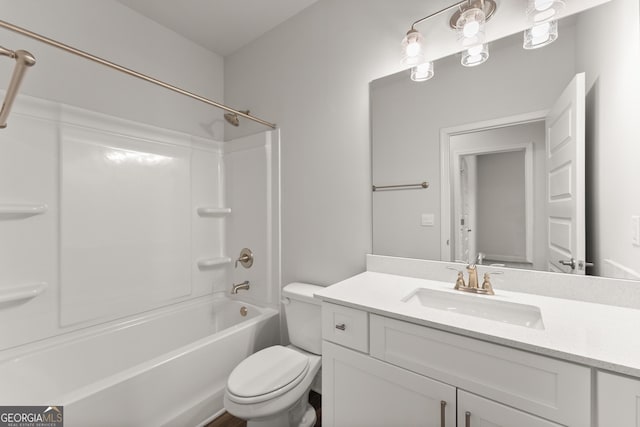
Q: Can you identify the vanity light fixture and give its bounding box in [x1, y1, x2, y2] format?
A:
[401, 0, 497, 81]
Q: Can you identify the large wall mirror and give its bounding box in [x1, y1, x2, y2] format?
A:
[371, 0, 640, 281]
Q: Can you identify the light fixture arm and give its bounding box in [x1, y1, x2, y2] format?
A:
[410, 0, 467, 30]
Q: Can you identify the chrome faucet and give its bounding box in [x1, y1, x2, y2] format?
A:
[231, 280, 250, 294]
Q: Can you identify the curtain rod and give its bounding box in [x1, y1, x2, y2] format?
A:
[0, 19, 277, 129]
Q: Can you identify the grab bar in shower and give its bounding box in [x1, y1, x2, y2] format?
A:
[0, 45, 36, 128]
[372, 181, 429, 191]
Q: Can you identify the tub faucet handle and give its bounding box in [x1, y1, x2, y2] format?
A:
[235, 248, 254, 269]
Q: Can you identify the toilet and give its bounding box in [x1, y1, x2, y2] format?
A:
[224, 282, 324, 427]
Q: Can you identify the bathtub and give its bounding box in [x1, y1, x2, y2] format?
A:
[0, 297, 279, 426]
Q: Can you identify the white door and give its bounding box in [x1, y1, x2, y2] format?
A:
[545, 73, 586, 274]
[597, 371, 640, 426]
[322, 341, 456, 427]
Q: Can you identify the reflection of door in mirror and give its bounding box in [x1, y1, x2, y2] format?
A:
[446, 121, 543, 269]
[545, 73, 586, 275]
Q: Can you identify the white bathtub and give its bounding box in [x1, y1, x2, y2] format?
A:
[0, 297, 279, 426]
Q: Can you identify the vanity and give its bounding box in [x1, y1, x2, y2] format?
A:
[315, 256, 640, 427]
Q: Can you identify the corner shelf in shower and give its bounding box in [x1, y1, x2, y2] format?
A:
[197, 257, 232, 269]
[0, 203, 47, 219]
[196, 207, 231, 217]
[0, 282, 48, 304]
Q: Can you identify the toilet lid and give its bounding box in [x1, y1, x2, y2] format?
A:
[227, 346, 309, 399]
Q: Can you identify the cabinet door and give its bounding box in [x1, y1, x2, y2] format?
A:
[598, 371, 640, 426]
[458, 391, 562, 427]
[323, 341, 456, 427]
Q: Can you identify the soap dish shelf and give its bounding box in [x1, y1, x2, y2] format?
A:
[0, 282, 48, 304]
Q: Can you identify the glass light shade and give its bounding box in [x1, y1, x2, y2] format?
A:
[410, 62, 434, 82]
[523, 20, 558, 49]
[456, 8, 486, 47]
[461, 44, 489, 67]
[401, 29, 425, 66]
[527, 0, 565, 22]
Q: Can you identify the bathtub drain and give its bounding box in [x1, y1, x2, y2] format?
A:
[240, 306, 248, 317]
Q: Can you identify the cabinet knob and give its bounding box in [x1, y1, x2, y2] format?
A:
[335, 323, 346, 331]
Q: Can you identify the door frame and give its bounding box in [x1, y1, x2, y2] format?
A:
[440, 110, 547, 262]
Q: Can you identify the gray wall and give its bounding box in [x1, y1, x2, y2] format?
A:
[577, 0, 640, 278]
[476, 150, 526, 262]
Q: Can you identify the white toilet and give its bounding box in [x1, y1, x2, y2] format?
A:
[224, 282, 323, 427]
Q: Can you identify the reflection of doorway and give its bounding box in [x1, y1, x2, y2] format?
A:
[458, 149, 530, 267]
[441, 112, 546, 268]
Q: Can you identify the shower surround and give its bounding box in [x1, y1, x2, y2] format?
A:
[0, 94, 281, 426]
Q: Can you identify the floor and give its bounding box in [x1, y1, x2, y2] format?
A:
[207, 391, 322, 427]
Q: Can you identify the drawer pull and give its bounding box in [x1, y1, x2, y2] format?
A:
[440, 401, 446, 427]
[465, 411, 471, 427]
[335, 323, 346, 331]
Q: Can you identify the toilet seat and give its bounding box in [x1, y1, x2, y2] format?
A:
[226, 346, 310, 405]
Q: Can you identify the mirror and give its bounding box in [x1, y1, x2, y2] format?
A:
[371, 0, 640, 280]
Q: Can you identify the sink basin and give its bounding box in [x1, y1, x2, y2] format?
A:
[402, 288, 544, 330]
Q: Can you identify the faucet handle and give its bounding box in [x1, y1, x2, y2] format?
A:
[480, 271, 503, 295]
[235, 248, 254, 269]
[447, 266, 466, 289]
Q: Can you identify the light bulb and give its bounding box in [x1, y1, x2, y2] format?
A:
[410, 62, 434, 82]
[456, 8, 486, 47]
[463, 20, 481, 38]
[527, 0, 565, 22]
[406, 40, 421, 57]
[461, 44, 489, 67]
[534, 0, 554, 11]
[523, 20, 558, 49]
[401, 29, 425, 66]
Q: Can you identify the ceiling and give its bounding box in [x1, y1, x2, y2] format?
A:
[117, 0, 320, 57]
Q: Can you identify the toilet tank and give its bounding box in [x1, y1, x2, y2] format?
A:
[282, 282, 324, 355]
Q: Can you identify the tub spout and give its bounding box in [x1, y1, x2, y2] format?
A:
[231, 280, 250, 294]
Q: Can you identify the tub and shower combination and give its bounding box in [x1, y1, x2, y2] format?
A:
[0, 16, 281, 427]
[0, 297, 279, 426]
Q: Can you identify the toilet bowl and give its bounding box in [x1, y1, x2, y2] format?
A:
[223, 283, 324, 427]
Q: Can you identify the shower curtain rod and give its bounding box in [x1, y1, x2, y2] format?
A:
[0, 19, 277, 129]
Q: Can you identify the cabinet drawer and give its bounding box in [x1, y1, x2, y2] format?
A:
[322, 303, 368, 353]
[370, 314, 590, 426]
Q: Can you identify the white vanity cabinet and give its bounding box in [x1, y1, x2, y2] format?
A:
[323, 341, 456, 427]
[597, 371, 640, 426]
[321, 302, 591, 427]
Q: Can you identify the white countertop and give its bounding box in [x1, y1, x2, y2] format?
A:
[315, 271, 640, 378]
